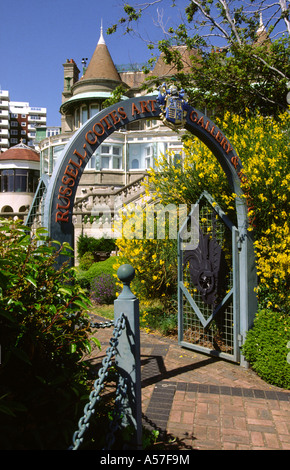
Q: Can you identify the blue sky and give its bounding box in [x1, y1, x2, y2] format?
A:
[0, 0, 187, 126]
[1, 1, 285, 126]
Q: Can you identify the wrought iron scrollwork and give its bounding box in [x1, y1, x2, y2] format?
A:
[183, 228, 229, 305]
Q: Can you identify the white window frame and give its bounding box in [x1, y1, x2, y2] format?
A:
[145, 145, 153, 169]
[98, 144, 123, 170]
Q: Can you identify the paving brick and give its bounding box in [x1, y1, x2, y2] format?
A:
[250, 431, 265, 447]
[222, 428, 251, 445]
[223, 442, 238, 450]
[169, 410, 182, 423]
[182, 411, 195, 425]
[247, 418, 276, 428]
[91, 316, 290, 451]
[264, 433, 281, 449]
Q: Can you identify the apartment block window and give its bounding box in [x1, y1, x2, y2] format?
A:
[46, 129, 59, 137]
[145, 119, 157, 129]
[11, 121, 18, 127]
[74, 104, 99, 129]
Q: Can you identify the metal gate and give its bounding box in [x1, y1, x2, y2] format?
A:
[178, 191, 240, 363]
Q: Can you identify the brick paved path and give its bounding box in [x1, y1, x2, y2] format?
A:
[90, 317, 290, 450]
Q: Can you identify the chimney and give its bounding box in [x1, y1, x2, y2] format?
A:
[62, 59, 80, 102]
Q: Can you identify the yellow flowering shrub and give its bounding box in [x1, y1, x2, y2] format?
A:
[115, 112, 290, 313]
[228, 112, 290, 311]
[113, 204, 177, 304]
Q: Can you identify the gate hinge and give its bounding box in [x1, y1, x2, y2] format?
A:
[238, 334, 243, 346]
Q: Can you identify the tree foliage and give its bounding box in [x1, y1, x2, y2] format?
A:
[109, 0, 290, 116]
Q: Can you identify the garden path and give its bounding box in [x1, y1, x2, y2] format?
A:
[88, 315, 290, 450]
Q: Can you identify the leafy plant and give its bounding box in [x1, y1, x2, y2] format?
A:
[0, 219, 98, 449]
[77, 234, 116, 259]
[242, 309, 290, 389]
[76, 255, 118, 290]
[79, 251, 95, 271]
[140, 300, 178, 336]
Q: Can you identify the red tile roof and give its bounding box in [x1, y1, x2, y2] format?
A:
[0, 143, 40, 162]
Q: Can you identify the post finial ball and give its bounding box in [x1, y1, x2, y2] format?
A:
[117, 264, 135, 284]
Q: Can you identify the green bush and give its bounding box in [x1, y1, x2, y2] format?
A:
[242, 309, 290, 389]
[0, 219, 98, 449]
[79, 251, 95, 271]
[76, 256, 118, 290]
[77, 235, 116, 259]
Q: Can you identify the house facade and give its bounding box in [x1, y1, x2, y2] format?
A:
[37, 26, 186, 202]
[0, 141, 40, 218]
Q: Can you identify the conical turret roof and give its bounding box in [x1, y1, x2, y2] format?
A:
[82, 25, 121, 82]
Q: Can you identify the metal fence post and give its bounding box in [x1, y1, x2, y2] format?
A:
[114, 264, 142, 449]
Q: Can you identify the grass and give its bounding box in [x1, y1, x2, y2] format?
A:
[89, 299, 178, 338]
[78, 258, 178, 337]
[90, 303, 115, 320]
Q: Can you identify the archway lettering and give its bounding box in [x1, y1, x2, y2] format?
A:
[43, 95, 257, 361]
[46, 96, 246, 234]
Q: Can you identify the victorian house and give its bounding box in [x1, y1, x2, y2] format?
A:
[37, 26, 188, 193]
[28, 26, 190, 252]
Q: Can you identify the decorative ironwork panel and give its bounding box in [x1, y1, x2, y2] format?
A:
[178, 192, 239, 362]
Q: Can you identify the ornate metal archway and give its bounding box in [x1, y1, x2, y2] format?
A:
[42, 93, 257, 366]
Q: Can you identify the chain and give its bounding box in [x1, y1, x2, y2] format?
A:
[105, 375, 128, 450]
[69, 313, 126, 450]
[64, 313, 115, 330]
[90, 319, 115, 329]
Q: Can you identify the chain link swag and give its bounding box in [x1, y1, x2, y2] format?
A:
[69, 313, 126, 450]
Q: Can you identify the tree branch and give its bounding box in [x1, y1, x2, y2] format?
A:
[190, 0, 232, 42]
[279, 0, 290, 35]
[252, 53, 289, 80]
[218, 0, 242, 45]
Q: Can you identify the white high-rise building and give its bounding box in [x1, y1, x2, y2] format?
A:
[9, 101, 46, 149]
[0, 90, 47, 152]
[0, 90, 10, 152]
